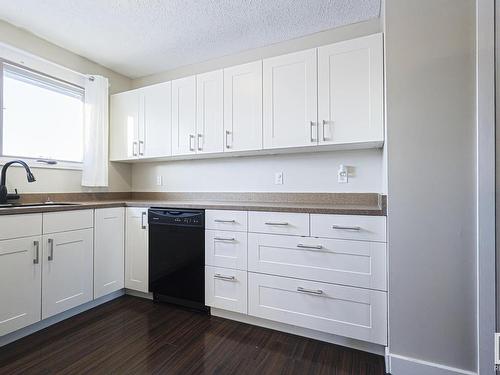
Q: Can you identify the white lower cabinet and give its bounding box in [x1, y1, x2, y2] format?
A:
[205, 266, 247, 314]
[205, 230, 247, 270]
[248, 272, 387, 345]
[94, 208, 125, 299]
[42, 228, 94, 319]
[248, 233, 386, 291]
[0, 236, 42, 336]
[125, 207, 149, 293]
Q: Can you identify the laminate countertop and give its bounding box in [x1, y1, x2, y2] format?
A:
[0, 193, 386, 216]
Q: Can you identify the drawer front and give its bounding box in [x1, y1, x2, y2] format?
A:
[205, 266, 247, 314]
[248, 234, 386, 291]
[311, 214, 386, 242]
[43, 210, 94, 234]
[248, 211, 309, 236]
[248, 272, 387, 345]
[205, 230, 247, 270]
[0, 214, 42, 240]
[206, 210, 247, 231]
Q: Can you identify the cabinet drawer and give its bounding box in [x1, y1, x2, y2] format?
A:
[248, 234, 386, 291]
[0, 214, 42, 240]
[205, 266, 247, 314]
[43, 210, 94, 234]
[205, 230, 247, 270]
[248, 272, 387, 345]
[206, 210, 247, 231]
[248, 211, 309, 236]
[311, 214, 386, 242]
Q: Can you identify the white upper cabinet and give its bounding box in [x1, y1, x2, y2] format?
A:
[141, 82, 172, 158]
[263, 49, 318, 149]
[110, 90, 140, 160]
[318, 33, 384, 146]
[196, 70, 224, 154]
[223, 61, 263, 152]
[172, 75, 197, 155]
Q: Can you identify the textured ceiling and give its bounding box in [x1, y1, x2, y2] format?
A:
[0, 0, 381, 79]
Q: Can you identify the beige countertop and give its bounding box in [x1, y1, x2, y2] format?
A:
[0, 194, 386, 216]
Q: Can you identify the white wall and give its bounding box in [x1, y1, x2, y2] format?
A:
[132, 149, 383, 193]
[131, 19, 384, 194]
[0, 19, 132, 193]
[385, 0, 477, 373]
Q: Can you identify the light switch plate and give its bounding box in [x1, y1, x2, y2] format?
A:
[156, 175, 163, 186]
[275, 172, 284, 185]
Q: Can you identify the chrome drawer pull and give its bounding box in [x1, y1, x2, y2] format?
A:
[214, 237, 235, 241]
[297, 287, 323, 295]
[214, 274, 236, 281]
[214, 219, 236, 223]
[331, 225, 361, 231]
[264, 222, 289, 226]
[47, 238, 54, 261]
[297, 244, 323, 250]
[33, 240, 40, 264]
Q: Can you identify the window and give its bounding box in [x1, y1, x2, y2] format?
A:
[1, 62, 84, 164]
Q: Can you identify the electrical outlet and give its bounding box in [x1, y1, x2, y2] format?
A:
[275, 172, 284, 185]
[156, 175, 163, 186]
[338, 165, 348, 183]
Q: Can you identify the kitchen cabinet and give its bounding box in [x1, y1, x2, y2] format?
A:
[263, 49, 318, 149]
[172, 75, 197, 155]
[110, 89, 140, 160]
[94, 208, 125, 299]
[318, 33, 383, 145]
[42, 228, 94, 319]
[125, 207, 149, 293]
[196, 70, 224, 154]
[141, 82, 172, 158]
[223, 61, 263, 152]
[205, 266, 247, 314]
[0, 236, 42, 336]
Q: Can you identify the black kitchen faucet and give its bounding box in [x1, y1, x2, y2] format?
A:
[0, 160, 36, 204]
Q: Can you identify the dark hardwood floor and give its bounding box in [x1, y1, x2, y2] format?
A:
[0, 296, 385, 375]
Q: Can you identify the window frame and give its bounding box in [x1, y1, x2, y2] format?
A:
[0, 59, 85, 170]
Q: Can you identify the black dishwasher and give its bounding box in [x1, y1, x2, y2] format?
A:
[148, 208, 207, 311]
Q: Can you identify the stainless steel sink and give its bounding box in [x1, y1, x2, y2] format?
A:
[0, 202, 82, 208]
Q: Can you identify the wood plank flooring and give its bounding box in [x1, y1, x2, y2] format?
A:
[0, 296, 386, 375]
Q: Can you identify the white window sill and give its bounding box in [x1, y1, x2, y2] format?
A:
[0, 157, 83, 171]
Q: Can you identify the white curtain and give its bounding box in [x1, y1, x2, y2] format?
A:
[82, 75, 109, 187]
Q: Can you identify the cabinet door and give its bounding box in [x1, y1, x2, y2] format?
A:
[223, 61, 263, 152]
[94, 208, 125, 299]
[205, 266, 247, 314]
[42, 229, 93, 319]
[172, 76, 197, 155]
[0, 236, 41, 336]
[110, 90, 140, 160]
[196, 70, 223, 154]
[263, 49, 318, 149]
[125, 207, 149, 293]
[318, 33, 384, 145]
[140, 82, 172, 158]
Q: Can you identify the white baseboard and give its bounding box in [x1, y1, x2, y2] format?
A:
[388, 353, 477, 375]
[211, 308, 385, 356]
[0, 289, 124, 348]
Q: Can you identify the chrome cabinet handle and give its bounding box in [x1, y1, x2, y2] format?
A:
[322, 120, 329, 141]
[141, 211, 147, 229]
[297, 244, 323, 250]
[33, 240, 40, 264]
[214, 219, 236, 223]
[214, 273, 236, 281]
[197, 134, 203, 151]
[138, 140, 145, 155]
[132, 141, 138, 156]
[189, 134, 195, 151]
[331, 225, 361, 231]
[225, 130, 231, 149]
[297, 287, 323, 295]
[214, 237, 235, 241]
[310, 121, 317, 142]
[264, 222, 289, 226]
[47, 238, 54, 261]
